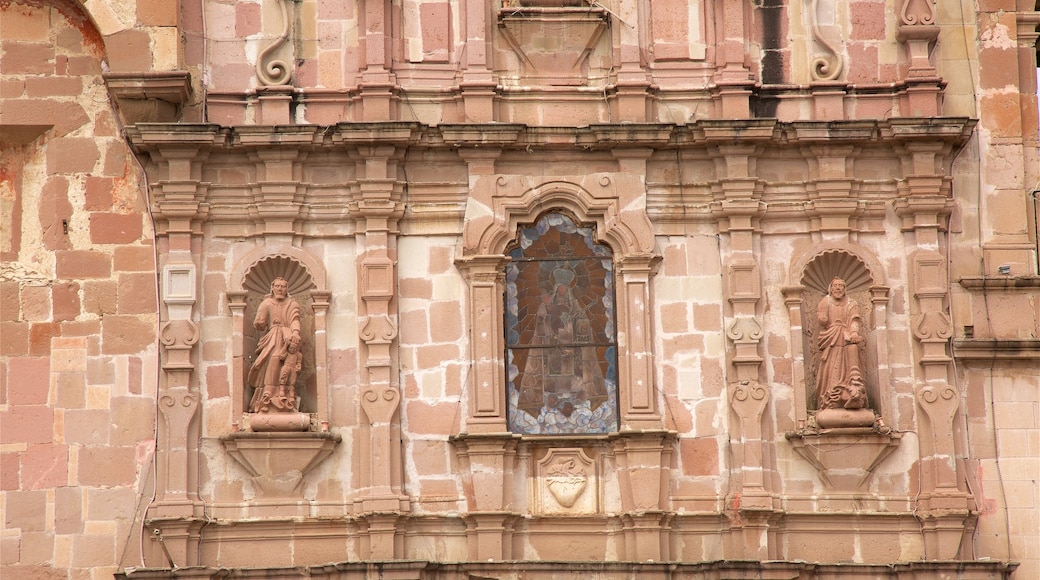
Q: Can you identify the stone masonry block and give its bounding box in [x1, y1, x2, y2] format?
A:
[0, 99, 89, 137]
[137, 0, 179, 26]
[76, 446, 136, 487]
[428, 301, 462, 342]
[405, 401, 458, 435]
[25, 77, 83, 98]
[116, 273, 157, 314]
[89, 213, 143, 245]
[82, 280, 117, 316]
[1, 281, 20, 321]
[101, 141, 128, 177]
[52, 282, 81, 322]
[0, 407, 55, 446]
[3, 489, 47, 531]
[1, 453, 20, 490]
[103, 29, 152, 73]
[54, 487, 84, 535]
[0, 42, 54, 74]
[659, 302, 689, 333]
[40, 177, 72, 251]
[236, 2, 261, 36]
[110, 397, 155, 446]
[113, 246, 155, 272]
[849, 2, 886, 41]
[6, 357, 49, 405]
[63, 410, 111, 445]
[2, 6, 51, 41]
[678, 436, 719, 478]
[84, 177, 114, 211]
[46, 138, 99, 174]
[19, 286, 52, 322]
[101, 315, 155, 355]
[28, 322, 61, 356]
[56, 251, 112, 280]
[20, 443, 69, 490]
[0, 322, 29, 356]
[54, 371, 87, 409]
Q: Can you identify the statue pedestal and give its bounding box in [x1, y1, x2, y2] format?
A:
[221, 431, 340, 497]
[786, 427, 901, 492]
[815, 407, 875, 428]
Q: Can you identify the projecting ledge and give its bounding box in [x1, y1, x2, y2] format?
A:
[220, 431, 341, 497]
[786, 428, 902, 492]
[953, 339, 1040, 361]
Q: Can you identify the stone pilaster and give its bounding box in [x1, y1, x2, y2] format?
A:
[351, 143, 409, 530]
[359, 0, 397, 120]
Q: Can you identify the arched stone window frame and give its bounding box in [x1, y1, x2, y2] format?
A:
[456, 176, 662, 434]
[227, 245, 330, 431]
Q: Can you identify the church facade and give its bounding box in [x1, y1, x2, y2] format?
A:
[1, 0, 1038, 578]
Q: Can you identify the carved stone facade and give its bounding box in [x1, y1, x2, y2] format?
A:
[1, 0, 1038, 579]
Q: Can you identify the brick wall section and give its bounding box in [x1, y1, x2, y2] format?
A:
[1, 1, 158, 578]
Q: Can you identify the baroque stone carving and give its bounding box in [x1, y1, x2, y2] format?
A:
[535, 448, 597, 515]
[256, 0, 293, 86]
[248, 277, 304, 415]
[808, 0, 843, 81]
[800, 252, 889, 432]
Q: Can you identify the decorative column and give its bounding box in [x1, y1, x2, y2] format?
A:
[451, 434, 521, 561]
[351, 140, 409, 557]
[894, 136, 974, 560]
[143, 143, 209, 567]
[803, 143, 859, 238]
[710, 138, 777, 560]
[359, 0, 396, 119]
[713, 0, 753, 116]
[460, 0, 497, 121]
[455, 147, 509, 433]
[612, 431, 676, 561]
[613, 0, 652, 120]
[896, 0, 942, 117]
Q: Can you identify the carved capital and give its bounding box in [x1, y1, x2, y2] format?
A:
[160, 320, 199, 371]
[360, 387, 401, 424]
[916, 383, 959, 424]
[729, 380, 769, 424]
[912, 311, 953, 342]
[726, 317, 763, 345]
[359, 314, 398, 344]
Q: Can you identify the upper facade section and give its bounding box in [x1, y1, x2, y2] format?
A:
[86, 0, 996, 126]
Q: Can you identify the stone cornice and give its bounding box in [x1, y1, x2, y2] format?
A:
[125, 118, 976, 154]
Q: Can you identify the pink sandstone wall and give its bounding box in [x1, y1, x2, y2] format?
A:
[1, 0, 159, 578]
[0, 0, 1038, 578]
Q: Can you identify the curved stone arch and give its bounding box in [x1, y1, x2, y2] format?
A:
[789, 242, 886, 292]
[466, 178, 656, 259]
[231, 244, 327, 294]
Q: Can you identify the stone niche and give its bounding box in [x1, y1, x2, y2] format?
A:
[221, 250, 339, 498]
[784, 249, 900, 492]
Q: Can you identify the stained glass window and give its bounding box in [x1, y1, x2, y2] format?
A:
[505, 212, 619, 434]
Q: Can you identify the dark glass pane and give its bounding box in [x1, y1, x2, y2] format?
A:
[505, 213, 618, 434]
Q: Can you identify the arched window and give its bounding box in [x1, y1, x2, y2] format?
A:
[504, 212, 618, 434]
